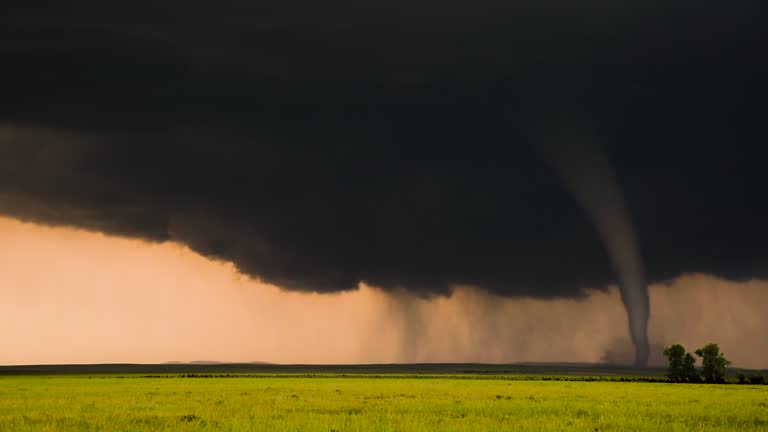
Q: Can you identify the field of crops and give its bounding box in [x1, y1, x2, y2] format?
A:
[2, 374, 767, 431]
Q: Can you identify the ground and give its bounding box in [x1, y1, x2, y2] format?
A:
[1, 369, 767, 431]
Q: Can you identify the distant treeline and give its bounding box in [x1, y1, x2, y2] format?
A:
[153, 374, 673, 382]
[2, 361, 766, 384]
[81, 373, 766, 384]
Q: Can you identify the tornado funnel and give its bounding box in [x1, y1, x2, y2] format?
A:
[538, 125, 650, 366]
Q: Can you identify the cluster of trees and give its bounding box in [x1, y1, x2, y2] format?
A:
[663, 343, 731, 383]
[736, 373, 766, 385]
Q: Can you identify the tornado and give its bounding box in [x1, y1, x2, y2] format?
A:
[537, 123, 650, 366]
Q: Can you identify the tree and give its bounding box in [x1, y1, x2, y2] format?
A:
[695, 343, 731, 383]
[664, 344, 700, 382]
[682, 353, 699, 382]
[663, 344, 687, 382]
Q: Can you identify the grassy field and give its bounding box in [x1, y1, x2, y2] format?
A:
[1, 374, 767, 431]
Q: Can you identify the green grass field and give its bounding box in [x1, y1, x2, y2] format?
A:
[2, 374, 767, 431]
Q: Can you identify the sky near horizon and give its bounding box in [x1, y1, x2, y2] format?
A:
[2, 216, 766, 368]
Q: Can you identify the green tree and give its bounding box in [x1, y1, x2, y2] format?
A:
[682, 353, 699, 382]
[695, 343, 731, 382]
[663, 344, 686, 382]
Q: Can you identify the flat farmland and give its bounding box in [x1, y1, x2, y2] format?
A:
[1, 373, 767, 431]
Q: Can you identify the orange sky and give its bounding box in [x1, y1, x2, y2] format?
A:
[1, 216, 766, 368]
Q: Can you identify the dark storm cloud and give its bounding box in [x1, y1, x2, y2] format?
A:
[1, 1, 766, 297]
